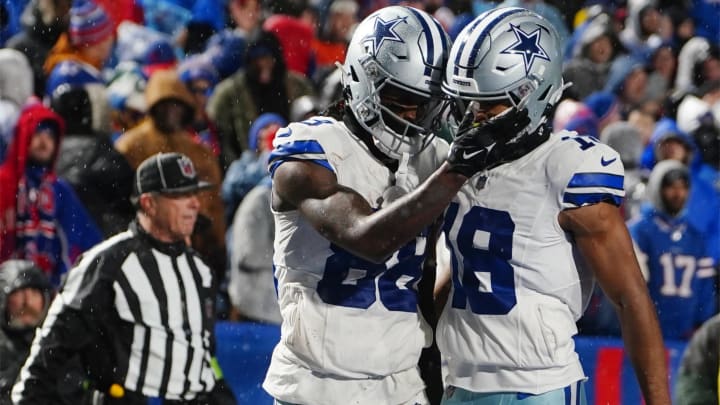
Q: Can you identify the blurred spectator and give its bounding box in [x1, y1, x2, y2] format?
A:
[0, 49, 33, 163]
[50, 84, 135, 237]
[689, 0, 720, 44]
[605, 54, 650, 118]
[221, 112, 285, 223]
[0, 103, 101, 287]
[289, 94, 321, 122]
[6, 0, 71, 96]
[317, 64, 344, 109]
[45, 59, 104, 101]
[677, 93, 720, 181]
[554, 92, 621, 140]
[0, 0, 25, 46]
[113, 21, 171, 66]
[227, 177, 281, 324]
[585, 91, 621, 134]
[204, 30, 247, 81]
[629, 160, 717, 340]
[177, 0, 225, 54]
[114, 69, 226, 279]
[645, 43, 677, 103]
[43, 0, 115, 77]
[311, 0, 357, 73]
[0, 259, 69, 404]
[563, 13, 622, 100]
[641, 117, 720, 261]
[227, 0, 261, 39]
[601, 121, 646, 220]
[208, 31, 315, 171]
[263, 1, 315, 77]
[675, 37, 720, 96]
[675, 312, 720, 404]
[138, 39, 178, 79]
[553, 98, 598, 138]
[178, 54, 221, 156]
[641, 117, 694, 170]
[628, 107, 657, 145]
[619, 0, 671, 59]
[140, 0, 192, 36]
[106, 61, 147, 141]
[94, 0, 142, 29]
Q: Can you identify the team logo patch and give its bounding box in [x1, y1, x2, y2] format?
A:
[177, 156, 196, 179]
[363, 15, 407, 54]
[501, 23, 550, 75]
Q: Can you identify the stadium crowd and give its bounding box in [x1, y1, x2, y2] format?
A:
[0, 0, 720, 402]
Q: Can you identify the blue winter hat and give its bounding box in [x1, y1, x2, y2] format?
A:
[178, 55, 219, 87]
[584, 91, 618, 121]
[248, 113, 286, 151]
[142, 39, 177, 78]
[46, 60, 103, 97]
[205, 30, 246, 79]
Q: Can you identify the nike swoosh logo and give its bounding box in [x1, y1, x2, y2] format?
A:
[600, 156, 617, 166]
[463, 150, 485, 159]
[462, 143, 495, 160]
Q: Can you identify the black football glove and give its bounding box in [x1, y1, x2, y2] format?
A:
[446, 106, 531, 178]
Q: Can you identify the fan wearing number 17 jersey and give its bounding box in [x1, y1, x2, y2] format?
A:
[263, 6, 452, 405]
[438, 7, 671, 405]
[628, 160, 717, 340]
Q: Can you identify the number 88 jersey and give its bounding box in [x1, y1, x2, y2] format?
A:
[264, 117, 448, 405]
[437, 131, 625, 395]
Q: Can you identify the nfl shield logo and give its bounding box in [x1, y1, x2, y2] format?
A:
[177, 156, 196, 178]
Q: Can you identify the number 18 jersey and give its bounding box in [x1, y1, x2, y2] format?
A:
[437, 131, 625, 395]
[264, 117, 448, 405]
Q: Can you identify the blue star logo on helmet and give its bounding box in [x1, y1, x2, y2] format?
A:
[500, 23, 550, 75]
[363, 16, 407, 54]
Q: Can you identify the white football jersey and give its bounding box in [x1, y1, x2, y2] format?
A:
[263, 117, 448, 405]
[437, 131, 625, 394]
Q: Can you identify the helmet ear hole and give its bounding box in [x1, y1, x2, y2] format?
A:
[350, 65, 360, 82]
[536, 85, 552, 102]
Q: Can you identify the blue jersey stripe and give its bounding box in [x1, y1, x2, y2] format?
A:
[268, 140, 325, 159]
[464, 8, 523, 78]
[567, 172, 624, 190]
[268, 158, 334, 177]
[406, 7, 434, 76]
[563, 192, 623, 207]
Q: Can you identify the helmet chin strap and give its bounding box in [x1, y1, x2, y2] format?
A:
[343, 106, 399, 172]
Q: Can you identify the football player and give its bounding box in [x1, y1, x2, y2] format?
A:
[264, 5, 564, 404]
[436, 7, 671, 405]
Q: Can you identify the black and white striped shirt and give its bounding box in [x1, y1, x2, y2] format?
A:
[12, 221, 217, 403]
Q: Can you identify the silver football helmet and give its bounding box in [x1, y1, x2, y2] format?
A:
[443, 7, 565, 139]
[342, 6, 450, 159]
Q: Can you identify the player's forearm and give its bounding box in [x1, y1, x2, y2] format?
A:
[350, 163, 466, 262]
[616, 293, 672, 405]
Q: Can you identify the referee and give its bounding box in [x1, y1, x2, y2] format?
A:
[12, 153, 237, 405]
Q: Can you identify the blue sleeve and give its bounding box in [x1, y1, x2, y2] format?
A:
[54, 180, 102, 254]
[267, 126, 335, 177]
